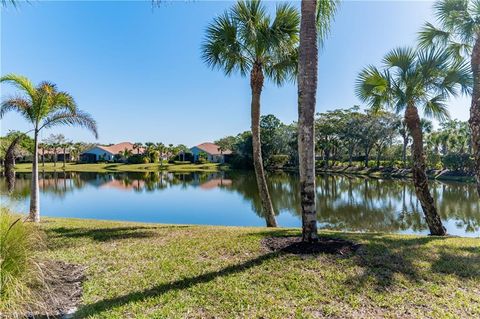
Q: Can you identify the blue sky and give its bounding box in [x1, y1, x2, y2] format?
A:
[1, 0, 471, 146]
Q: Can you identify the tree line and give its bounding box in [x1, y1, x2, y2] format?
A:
[215, 109, 474, 173]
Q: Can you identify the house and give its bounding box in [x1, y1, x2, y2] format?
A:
[190, 142, 232, 163]
[80, 142, 143, 162]
[40, 147, 71, 162]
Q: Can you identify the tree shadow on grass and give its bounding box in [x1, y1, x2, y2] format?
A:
[344, 235, 480, 292]
[48, 225, 190, 243]
[430, 247, 480, 278]
[75, 251, 281, 318]
[74, 233, 358, 318]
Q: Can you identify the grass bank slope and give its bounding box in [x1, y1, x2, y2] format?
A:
[40, 218, 479, 318]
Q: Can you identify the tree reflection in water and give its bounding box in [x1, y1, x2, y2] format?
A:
[1, 171, 478, 235]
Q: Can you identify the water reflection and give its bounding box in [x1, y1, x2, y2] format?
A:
[1, 171, 479, 237]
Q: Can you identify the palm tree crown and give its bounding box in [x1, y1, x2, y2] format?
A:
[201, 0, 299, 85]
[0, 74, 98, 137]
[419, 0, 480, 59]
[356, 47, 472, 120]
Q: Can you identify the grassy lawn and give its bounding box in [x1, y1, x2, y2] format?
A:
[9, 162, 223, 173]
[40, 218, 480, 318]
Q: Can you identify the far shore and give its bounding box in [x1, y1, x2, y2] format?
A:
[3, 162, 476, 183]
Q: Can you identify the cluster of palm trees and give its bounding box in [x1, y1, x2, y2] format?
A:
[38, 139, 90, 167]
[203, 0, 480, 238]
[131, 142, 188, 163]
[427, 120, 472, 155]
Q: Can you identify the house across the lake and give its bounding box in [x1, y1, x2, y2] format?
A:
[190, 142, 232, 163]
[80, 142, 143, 162]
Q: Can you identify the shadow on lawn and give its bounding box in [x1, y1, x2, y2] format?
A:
[345, 235, 480, 292]
[72, 229, 479, 317]
[48, 225, 189, 243]
[74, 251, 282, 318]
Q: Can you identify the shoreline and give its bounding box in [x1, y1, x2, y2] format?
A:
[4, 162, 476, 183]
[314, 166, 476, 183]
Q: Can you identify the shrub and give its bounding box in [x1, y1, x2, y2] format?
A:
[196, 157, 209, 164]
[127, 154, 150, 164]
[442, 153, 474, 173]
[0, 207, 43, 316]
[268, 155, 289, 169]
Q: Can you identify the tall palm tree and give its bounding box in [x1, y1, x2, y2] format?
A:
[419, 0, 480, 196]
[38, 142, 46, 167]
[0, 74, 97, 222]
[202, 0, 299, 227]
[297, 0, 338, 241]
[62, 140, 72, 168]
[133, 142, 143, 155]
[356, 47, 471, 235]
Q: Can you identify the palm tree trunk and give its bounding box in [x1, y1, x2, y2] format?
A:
[298, 0, 318, 242]
[250, 63, 277, 227]
[364, 146, 369, 167]
[470, 37, 480, 196]
[348, 146, 353, 166]
[29, 130, 40, 223]
[405, 105, 446, 235]
[402, 135, 408, 166]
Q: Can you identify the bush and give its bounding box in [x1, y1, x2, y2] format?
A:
[127, 154, 150, 164]
[0, 207, 44, 315]
[196, 157, 210, 164]
[442, 153, 474, 173]
[268, 155, 289, 169]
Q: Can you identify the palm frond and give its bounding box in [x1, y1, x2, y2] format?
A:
[265, 46, 298, 85]
[418, 22, 451, 48]
[0, 74, 37, 102]
[40, 110, 98, 138]
[442, 59, 473, 95]
[423, 94, 450, 121]
[383, 47, 416, 76]
[355, 65, 391, 111]
[0, 96, 32, 121]
[201, 11, 250, 77]
[316, 0, 339, 46]
[434, 0, 476, 43]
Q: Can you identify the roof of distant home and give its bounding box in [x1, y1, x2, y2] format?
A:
[194, 142, 232, 155]
[86, 142, 144, 155]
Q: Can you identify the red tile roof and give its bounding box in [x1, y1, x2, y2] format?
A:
[95, 142, 144, 155]
[195, 142, 232, 155]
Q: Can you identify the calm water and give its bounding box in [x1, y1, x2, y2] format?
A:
[1, 171, 479, 237]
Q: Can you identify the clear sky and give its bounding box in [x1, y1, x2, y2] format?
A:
[1, 0, 471, 146]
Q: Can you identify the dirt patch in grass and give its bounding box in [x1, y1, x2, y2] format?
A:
[26, 260, 85, 318]
[262, 236, 360, 255]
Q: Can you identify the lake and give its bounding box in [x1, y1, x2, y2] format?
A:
[1, 171, 479, 237]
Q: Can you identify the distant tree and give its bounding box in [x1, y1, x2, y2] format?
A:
[0, 74, 97, 222]
[133, 142, 143, 155]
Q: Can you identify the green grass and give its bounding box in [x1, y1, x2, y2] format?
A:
[9, 162, 223, 173]
[38, 218, 480, 318]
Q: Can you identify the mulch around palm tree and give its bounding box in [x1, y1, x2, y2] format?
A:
[262, 236, 360, 255]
